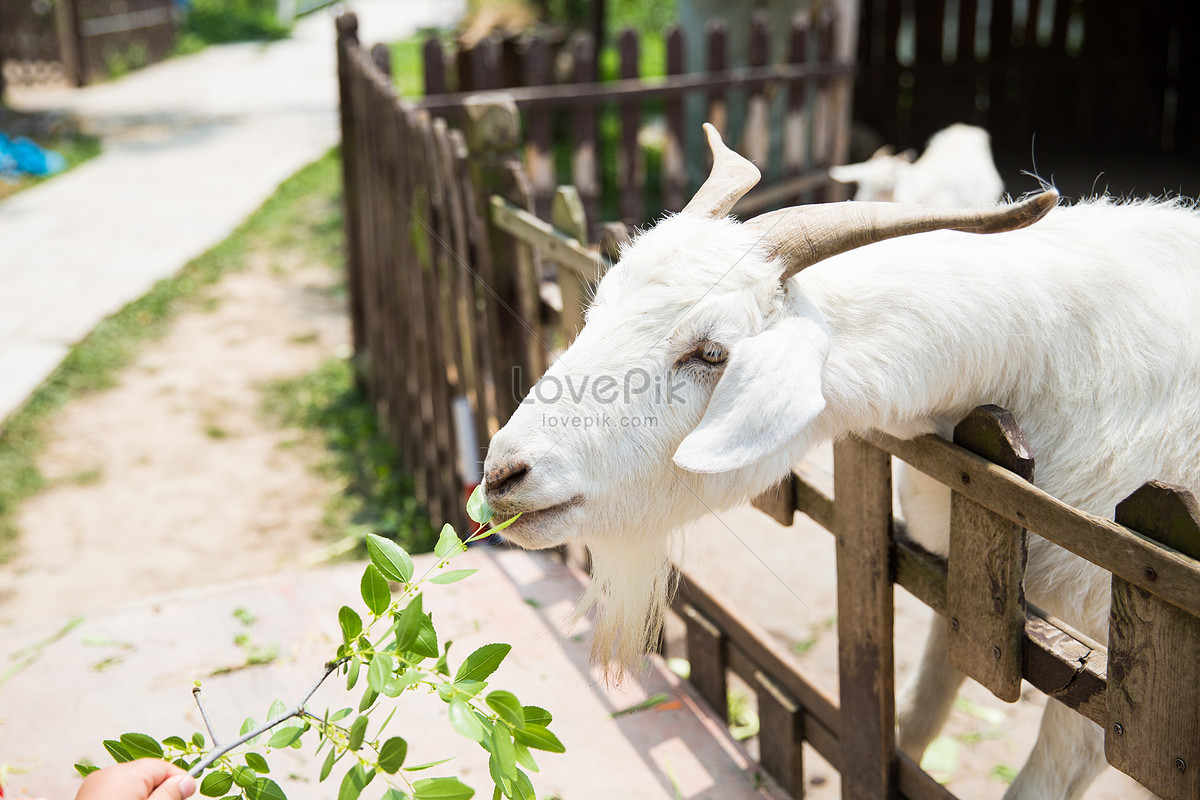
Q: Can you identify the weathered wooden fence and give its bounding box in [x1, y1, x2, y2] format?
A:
[0, 0, 175, 89]
[337, 11, 1200, 800]
[856, 0, 1200, 153]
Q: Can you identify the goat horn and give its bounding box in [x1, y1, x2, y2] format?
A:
[682, 123, 761, 219]
[745, 190, 1060, 281]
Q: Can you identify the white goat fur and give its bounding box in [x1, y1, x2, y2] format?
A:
[830, 123, 1005, 207]
[484, 196, 1200, 799]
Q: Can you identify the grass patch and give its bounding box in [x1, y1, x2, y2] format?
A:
[174, 0, 291, 56]
[0, 148, 343, 562]
[261, 357, 434, 555]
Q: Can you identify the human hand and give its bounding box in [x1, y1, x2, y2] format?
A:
[74, 759, 195, 800]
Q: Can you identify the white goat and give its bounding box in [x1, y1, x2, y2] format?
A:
[830, 123, 1005, 208]
[482, 124, 1200, 800]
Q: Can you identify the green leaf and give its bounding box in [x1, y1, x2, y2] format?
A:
[430, 569, 476, 585]
[521, 706, 552, 727]
[267, 698, 287, 723]
[367, 652, 396, 693]
[412, 615, 439, 659]
[377, 736, 408, 773]
[74, 764, 101, 777]
[348, 714, 369, 750]
[244, 752, 270, 774]
[232, 765, 257, 789]
[162, 736, 188, 750]
[403, 757, 454, 772]
[485, 691, 525, 729]
[365, 533, 414, 583]
[453, 679, 487, 700]
[487, 753, 511, 798]
[361, 564, 391, 617]
[240, 717, 261, 745]
[434, 524, 463, 559]
[455, 644, 511, 683]
[191, 731, 206, 748]
[337, 764, 375, 800]
[466, 485, 495, 525]
[358, 685, 378, 712]
[267, 723, 303, 749]
[319, 748, 340, 782]
[512, 742, 538, 773]
[384, 669, 425, 697]
[414, 776, 475, 800]
[382, 790, 410, 800]
[199, 771, 234, 797]
[249, 777, 286, 800]
[512, 725, 564, 753]
[102, 740, 134, 764]
[338, 606, 363, 642]
[330, 707, 353, 721]
[449, 697, 486, 742]
[491, 726, 517, 784]
[346, 656, 361, 691]
[512, 769, 535, 800]
[119, 732, 163, 760]
[394, 594, 424, 650]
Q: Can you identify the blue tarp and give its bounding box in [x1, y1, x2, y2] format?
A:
[0, 133, 67, 181]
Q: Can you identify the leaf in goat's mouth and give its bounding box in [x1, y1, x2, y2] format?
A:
[466, 484, 495, 524]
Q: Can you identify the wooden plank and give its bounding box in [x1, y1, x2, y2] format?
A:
[489, 196, 605, 281]
[871, 430, 1200, 620]
[550, 186, 591, 344]
[662, 27, 687, 213]
[522, 35, 554, 222]
[568, 30, 601, 239]
[741, 11, 770, 168]
[705, 20, 728, 137]
[833, 435, 896, 800]
[751, 474, 796, 526]
[682, 603, 727, 722]
[793, 474, 835, 533]
[946, 405, 1033, 702]
[754, 670, 804, 799]
[503, 160, 547, 382]
[1107, 481, 1200, 800]
[617, 28, 642, 226]
[335, 15, 366, 365]
[784, 14, 810, 185]
[423, 36, 447, 96]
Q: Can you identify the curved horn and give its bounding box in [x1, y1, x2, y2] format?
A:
[745, 190, 1059, 281]
[682, 123, 761, 219]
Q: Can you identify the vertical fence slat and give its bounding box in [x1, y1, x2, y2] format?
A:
[683, 603, 727, 722]
[741, 11, 770, 168]
[834, 435, 896, 800]
[704, 20, 728, 138]
[617, 28, 642, 226]
[755, 671, 804, 799]
[523, 35, 555, 222]
[946, 405, 1033, 702]
[662, 27, 687, 214]
[336, 15, 366, 367]
[550, 185, 590, 343]
[784, 14, 810, 186]
[423, 36, 447, 96]
[1107, 481, 1200, 800]
[569, 31, 601, 237]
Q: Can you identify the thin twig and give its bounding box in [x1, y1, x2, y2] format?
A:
[188, 659, 347, 777]
[192, 686, 221, 748]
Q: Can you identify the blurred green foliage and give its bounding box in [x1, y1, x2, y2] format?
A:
[174, 0, 291, 55]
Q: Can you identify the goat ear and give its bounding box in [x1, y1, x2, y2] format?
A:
[673, 317, 830, 473]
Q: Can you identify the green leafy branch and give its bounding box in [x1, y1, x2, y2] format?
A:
[76, 491, 560, 800]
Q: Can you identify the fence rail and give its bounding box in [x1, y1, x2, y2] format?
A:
[337, 10, 1200, 800]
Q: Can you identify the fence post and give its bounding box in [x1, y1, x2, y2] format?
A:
[1107, 481, 1200, 800]
[946, 405, 1033, 702]
[466, 96, 539, 423]
[550, 186, 590, 343]
[834, 435, 896, 800]
[335, 13, 367, 378]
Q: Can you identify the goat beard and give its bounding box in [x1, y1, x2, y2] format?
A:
[572, 527, 681, 684]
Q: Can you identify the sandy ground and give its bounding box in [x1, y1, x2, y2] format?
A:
[0, 249, 350, 627]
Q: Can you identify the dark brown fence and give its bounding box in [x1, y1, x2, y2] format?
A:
[0, 0, 174, 90]
[856, 0, 1200, 154]
[415, 12, 855, 233]
[338, 9, 1200, 800]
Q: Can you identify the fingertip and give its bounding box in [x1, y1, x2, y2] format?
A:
[178, 775, 197, 798]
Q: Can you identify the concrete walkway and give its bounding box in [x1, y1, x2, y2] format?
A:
[0, 0, 461, 425]
[0, 549, 787, 800]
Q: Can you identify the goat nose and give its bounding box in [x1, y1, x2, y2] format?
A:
[485, 460, 531, 498]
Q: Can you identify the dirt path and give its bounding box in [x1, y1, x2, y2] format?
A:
[0, 213, 349, 627]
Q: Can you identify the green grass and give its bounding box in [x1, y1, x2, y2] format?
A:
[0, 133, 102, 202]
[0, 148, 343, 562]
[173, 0, 292, 56]
[261, 358, 434, 555]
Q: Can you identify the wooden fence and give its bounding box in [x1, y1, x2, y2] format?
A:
[855, 0, 1200, 154]
[337, 11, 1200, 800]
[0, 0, 175, 90]
[415, 12, 855, 233]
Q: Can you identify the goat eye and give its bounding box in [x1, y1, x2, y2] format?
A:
[698, 342, 728, 365]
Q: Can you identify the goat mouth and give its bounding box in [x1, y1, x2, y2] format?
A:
[493, 495, 585, 529]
